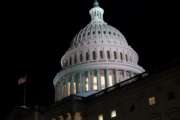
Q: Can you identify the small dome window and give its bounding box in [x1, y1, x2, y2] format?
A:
[103, 31, 106, 34]
[86, 52, 89, 61]
[98, 31, 101, 34]
[100, 51, 103, 59]
[114, 51, 117, 59]
[113, 32, 116, 36]
[93, 31, 96, 34]
[107, 51, 110, 59]
[93, 51, 96, 60]
[109, 31, 111, 34]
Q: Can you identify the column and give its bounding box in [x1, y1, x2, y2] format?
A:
[59, 82, 63, 100]
[81, 72, 85, 96]
[71, 75, 74, 95]
[105, 69, 109, 88]
[97, 70, 101, 91]
[79, 72, 83, 96]
[88, 71, 91, 91]
[75, 74, 79, 95]
[115, 69, 118, 84]
[66, 79, 68, 96]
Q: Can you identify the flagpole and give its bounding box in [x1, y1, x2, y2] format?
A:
[23, 81, 26, 108]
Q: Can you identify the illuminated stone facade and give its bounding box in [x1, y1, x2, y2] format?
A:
[53, 0, 144, 101]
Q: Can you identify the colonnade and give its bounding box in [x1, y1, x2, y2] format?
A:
[55, 69, 135, 101]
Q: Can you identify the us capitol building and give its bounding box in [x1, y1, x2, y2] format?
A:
[6, 0, 180, 120]
[53, 0, 144, 101]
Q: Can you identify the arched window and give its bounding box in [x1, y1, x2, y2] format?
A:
[120, 52, 123, 60]
[125, 54, 128, 61]
[114, 51, 117, 59]
[100, 50, 103, 59]
[93, 51, 96, 60]
[107, 51, 110, 59]
[86, 52, 89, 61]
[80, 53, 83, 62]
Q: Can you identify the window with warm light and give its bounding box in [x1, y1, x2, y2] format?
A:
[108, 74, 113, 87]
[98, 114, 103, 120]
[93, 76, 98, 90]
[101, 75, 105, 89]
[148, 96, 156, 106]
[111, 110, 117, 118]
[73, 82, 76, 94]
[68, 82, 71, 96]
[85, 78, 89, 91]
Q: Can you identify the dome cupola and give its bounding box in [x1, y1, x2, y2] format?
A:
[53, 0, 145, 101]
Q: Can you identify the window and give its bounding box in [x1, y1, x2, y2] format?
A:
[93, 76, 98, 90]
[100, 51, 103, 59]
[125, 54, 128, 61]
[80, 53, 83, 62]
[107, 51, 110, 59]
[98, 114, 103, 120]
[148, 96, 156, 106]
[73, 82, 76, 94]
[114, 51, 117, 59]
[86, 52, 89, 60]
[85, 77, 89, 91]
[120, 53, 123, 60]
[100, 75, 105, 89]
[108, 74, 113, 87]
[93, 51, 96, 60]
[68, 82, 71, 96]
[111, 110, 117, 118]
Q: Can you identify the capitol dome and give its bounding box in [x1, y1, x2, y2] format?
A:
[53, 0, 145, 101]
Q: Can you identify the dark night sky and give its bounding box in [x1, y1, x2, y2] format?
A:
[1, 0, 179, 118]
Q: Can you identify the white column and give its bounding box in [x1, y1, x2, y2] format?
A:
[66, 79, 68, 96]
[71, 75, 74, 95]
[105, 69, 109, 88]
[79, 72, 83, 96]
[97, 70, 101, 90]
[115, 70, 118, 84]
[88, 71, 91, 91]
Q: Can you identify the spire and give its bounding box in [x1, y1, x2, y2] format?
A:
[93, 0, 99, 7]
